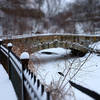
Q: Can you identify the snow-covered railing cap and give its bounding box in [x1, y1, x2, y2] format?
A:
[7, 43, 13, 51]
[0, 39, 3, 42]
[0, 39, 3, 45]
[7, 43, 13, 47]
[20, 52, 29, 60]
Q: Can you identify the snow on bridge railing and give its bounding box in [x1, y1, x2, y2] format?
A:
[20, 52, 52, 100]
[23, 68, 52, 100]
[1, 33, 100, 40]
[0, 42, 22, 78]
[0, 39, 52, 100]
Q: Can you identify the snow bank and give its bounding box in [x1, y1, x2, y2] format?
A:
[0, 64, 17, 100]
[31, 47, 100, 100]
[39, 47, 71, 55]
[72, 53, 100, 100]
[30, 48, 71, 63]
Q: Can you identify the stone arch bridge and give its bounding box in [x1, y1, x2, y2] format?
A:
[3, 34, 100, 55]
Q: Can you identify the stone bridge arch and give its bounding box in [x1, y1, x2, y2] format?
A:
[3, 34, 100, 55]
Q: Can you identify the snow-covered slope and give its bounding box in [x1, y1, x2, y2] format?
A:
[31, 42, 100, 100]
[89, 41, 100, 50]
[0, 64, 17, 100]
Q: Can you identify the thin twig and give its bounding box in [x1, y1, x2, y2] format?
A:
[61, 53, 91, 90]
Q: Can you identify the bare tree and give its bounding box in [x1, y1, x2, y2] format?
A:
[45, 0, 62, 17]
[70, 0, 100, 34]
[35, 0, 44, 10]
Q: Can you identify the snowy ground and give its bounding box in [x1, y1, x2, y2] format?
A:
[30, 42, 100, 100]
[0, 64, 17, 100]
